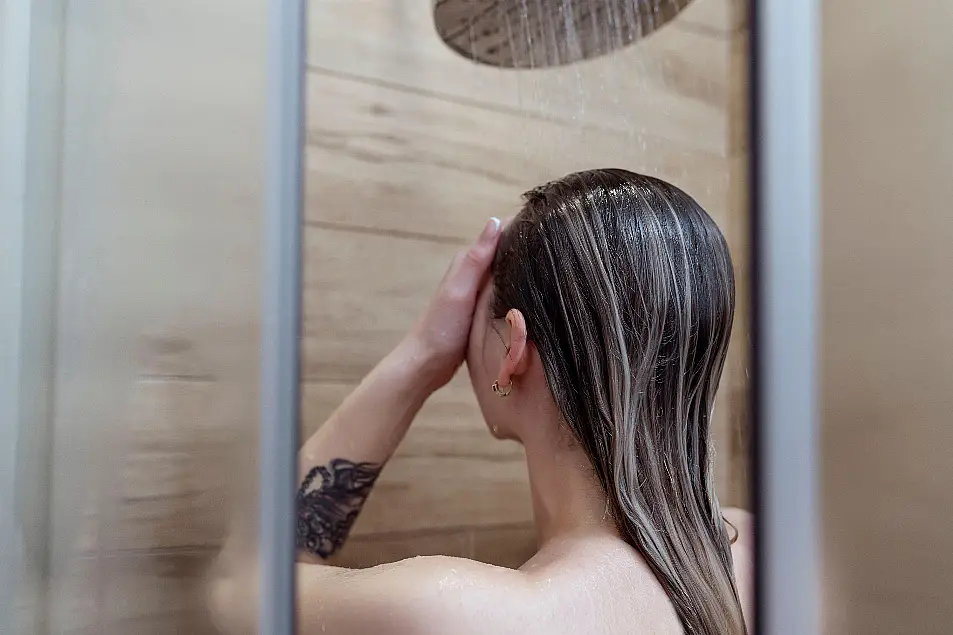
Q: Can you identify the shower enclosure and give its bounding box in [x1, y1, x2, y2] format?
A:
[4, 2, 268, 632]
[2, 0, 819, 634]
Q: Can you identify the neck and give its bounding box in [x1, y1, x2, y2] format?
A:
[521, 421, 619, 548]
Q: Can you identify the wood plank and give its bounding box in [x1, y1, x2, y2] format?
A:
[302, 375, 523, 462]
[303, 374, 532, 536]
[329, 529, 472, 569]
[471, 524, 538, 568]
[726, 28, 750, 154]
[308, 0, 734, 155]
[354, 455, 533, 535]
[76, 371, 528, 550]
[303, 216, 748, 499]
[306, 73, 736, 242]
[302, 225, 459, 382]
[68, 167, 747, 553]
[720, 152, 750, 509]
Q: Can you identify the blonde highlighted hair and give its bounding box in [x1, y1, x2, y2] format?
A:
[492, 169, 745, 635]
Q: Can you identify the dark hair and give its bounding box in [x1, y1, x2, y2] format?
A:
[491, 169, 745, 634]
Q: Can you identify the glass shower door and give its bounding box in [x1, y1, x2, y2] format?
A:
[4, 1, 268, 632]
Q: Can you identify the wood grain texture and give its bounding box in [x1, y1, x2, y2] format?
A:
[303, 375, 533, 536]
[302, 376, 522, 462]
[308, 0, 734, 155]
[345, 453, 533, 536]
[724, 156, 750, 508]
[82, 79, 748, 550]
[727, 27, 750, 154]
[302, 224, 459, 383]
[329, 529, 472, 569]
[306, 72, 735, 242]
[328, 523, 538, 570]
[471, 524, 538, 568]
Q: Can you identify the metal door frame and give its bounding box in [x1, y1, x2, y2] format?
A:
[260, 1, 306, 633]
[750, 1, 821, 634]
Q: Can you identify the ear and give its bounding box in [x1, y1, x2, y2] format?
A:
[497, 308, 529, 388]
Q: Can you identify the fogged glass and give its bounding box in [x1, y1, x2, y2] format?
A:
[821, 2, 953, 633]
[10, 2, 265, 633]
[304, 0, 751, 567]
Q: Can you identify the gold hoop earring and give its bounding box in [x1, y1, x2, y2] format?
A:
[491, 380, 512, 397]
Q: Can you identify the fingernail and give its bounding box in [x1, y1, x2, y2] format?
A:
[482, 217, 501, 240]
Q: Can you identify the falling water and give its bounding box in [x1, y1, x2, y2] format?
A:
[431, 0, 751, 536]
[434, 0, 711, 189]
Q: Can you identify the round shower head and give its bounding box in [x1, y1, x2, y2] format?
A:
[433, 0, 695, 69]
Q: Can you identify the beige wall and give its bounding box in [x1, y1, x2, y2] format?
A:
[822, 2, 953, 633]
[42, 0, 751, 632]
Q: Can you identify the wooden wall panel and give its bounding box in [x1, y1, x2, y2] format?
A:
[302, 377, 521, 464]
[53, 76, 745, 555]
[330, 529, 473, 569]
[330, 524, 538, 570]
[302, 225, 459, 382]
[723, 22, 751, 507]
[306, 73, 734, 241]
[471, 525, 539, 567]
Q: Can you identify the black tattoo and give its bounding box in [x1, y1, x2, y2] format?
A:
[296, 458, 382, 558]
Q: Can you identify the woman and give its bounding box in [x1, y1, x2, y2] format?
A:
[210, 169, 753, 635]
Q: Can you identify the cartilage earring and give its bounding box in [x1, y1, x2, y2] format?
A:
[492, 380, 512, 397]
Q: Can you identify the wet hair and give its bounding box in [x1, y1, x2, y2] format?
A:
[491, 169, 745, 634]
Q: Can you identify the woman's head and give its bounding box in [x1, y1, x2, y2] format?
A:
[466, 169, 745, 634]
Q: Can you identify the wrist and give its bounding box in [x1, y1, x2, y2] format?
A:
[387, 336, 444, 399]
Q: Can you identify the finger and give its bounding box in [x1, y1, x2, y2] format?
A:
[445, 217, 501, 298]
[460, 216, 502, 280]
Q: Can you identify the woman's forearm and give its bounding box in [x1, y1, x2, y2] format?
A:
[292, 219, 501, 561]
[299, 338, 435, 473]
[209, 339, 443, 634]
[295, 337, 437, 561]
[208, 220, 501, 635]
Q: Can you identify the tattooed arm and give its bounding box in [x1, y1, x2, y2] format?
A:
[209, 219, 504, 635]
[293, 217, 502, 563]
[293, 339, 439, 562]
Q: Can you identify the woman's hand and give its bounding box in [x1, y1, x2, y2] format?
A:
[401, 217, 502, 391]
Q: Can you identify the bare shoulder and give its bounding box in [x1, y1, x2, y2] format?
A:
[296, 555, 532, 635]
